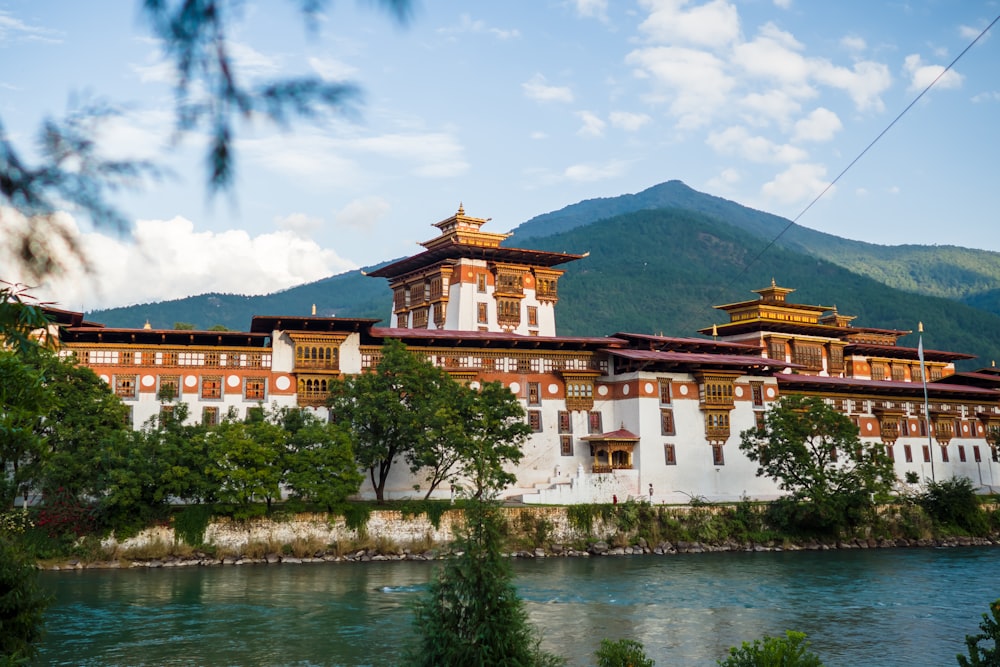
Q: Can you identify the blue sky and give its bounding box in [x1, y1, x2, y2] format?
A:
[1, 0, 998, 312]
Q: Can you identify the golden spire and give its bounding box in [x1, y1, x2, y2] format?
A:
[143, 320, 152, 330]
[711, 323, 718, 339]
[311, 304, 317, 316]
[457, 202, 465, 216]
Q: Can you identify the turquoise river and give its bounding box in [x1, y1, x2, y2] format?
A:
[37, 546, 1000, 666]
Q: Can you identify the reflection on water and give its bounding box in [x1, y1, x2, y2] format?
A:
[39, 547, 1000, 666]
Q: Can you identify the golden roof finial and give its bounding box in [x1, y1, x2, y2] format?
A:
[771, 277, 776, 287]
[311, 304, 317, 316]
[457, 202, 465, 216]
[918, 321, 924, 333]
[143, 320, 152, 330]
[711, 323, 718, 339]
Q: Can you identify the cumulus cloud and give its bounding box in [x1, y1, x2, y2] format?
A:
[609, 111, 651, 131]
[811, 59, 891, 112]
[437, 14, 520, 40]
[0, 10, 61, 43]
[761, 162, 830, 205]
[576, 111, 606, 137]
[625, 46, 733, 128]
[792, 107, 842, 142]
[11, 214, 357, 311]
[333, 196, 391, 231]
[522, 73, 574, 103]
[903, 54, 963, 92]
[573, 0, 609, 21]
[707, 126, 807, 164]
[275, 212, 325, 235]
[739, 90, 802, 128]
[637, 0, 741, 49]
[840, 35, 866, 53]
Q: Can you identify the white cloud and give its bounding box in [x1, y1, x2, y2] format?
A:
[573, 0, 609, 21]
[353, 132, 469, 178]
[6, 214, 356, 311]
[309, 56, 359, 80]
[706, 126, 807, 164]
[792, 107, 842, 143]
[563, 160, 628, 182]
[0, 10, 61, 43]
[530, 130, 548, 140]
[739, 90, 802, 127]
[773, 0, 792, 8]
[706, 167, 742, 191]
[972, 91, 1000, 103]
[812, 58, 891, 112]
[522, 74, 574, 103]
[959, 25, 984, 41]
[761, 162, 830, 205]
[333, 197, 391, 231]
[637, 0, 741, 49]
[227, 40, 282, 79]
[609, 111, 651, 131]
[438, 14, 520, 40]
[903, 54, 963, 92]
[275, 212, 325, 236]
[840, 35, 867, 53]
[625, 46, 733, 128]
[576, 111, 606, 137]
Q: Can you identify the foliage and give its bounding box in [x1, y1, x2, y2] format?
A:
[958, 599, 1000, 667]
[0, 351, 49, 507]
[718, 631, 824, 667]
[281, 409, 362, 510]
[173, 504, 214, 547]
[207, 412, 286, 510]
[566, 504, 600, 535]
[0, 284, 54, 355]
[920, 477, 988, 535]
[407, 500, 564, 667]
[0, 537, 50, 663]
[595, 638, 655, 667]
[740, 395, 896, 533]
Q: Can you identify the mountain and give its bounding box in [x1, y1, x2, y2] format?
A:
[512, 180, 1000, 306]
[87, 181, 1000, 368]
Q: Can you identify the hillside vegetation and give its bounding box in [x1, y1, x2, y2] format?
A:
[87, 180, 1000, 369]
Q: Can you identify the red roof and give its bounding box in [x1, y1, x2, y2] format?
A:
[582, 428, 640, 441]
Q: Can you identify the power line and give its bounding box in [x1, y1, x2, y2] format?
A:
[720, 12, 1000, 298]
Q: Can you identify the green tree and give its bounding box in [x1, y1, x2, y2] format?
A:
[207, 411, 286, 512]
[739, 394, 895, 532]
[407, 391, 561, 667]
[958, 599, 1000, 666]
[0, 537, 50, 664]
[595, 638, 655, 667]
[718, 631, 823, 667]
[328, 339, 455, 502]
[0, 350, 50, 507]
[281, 408, 362, 510]
[921, 476, 988, 535]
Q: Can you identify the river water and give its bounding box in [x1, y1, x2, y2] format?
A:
[38, 546, 999, 666]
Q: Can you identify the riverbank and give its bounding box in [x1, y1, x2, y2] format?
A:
[35, 499, 1000, 570]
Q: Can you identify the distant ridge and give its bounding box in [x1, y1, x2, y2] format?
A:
[87, 180, 1000, 368]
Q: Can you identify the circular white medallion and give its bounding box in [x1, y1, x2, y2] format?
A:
[644, 382, 655, 394]
[597, 385, 609, 397]
[227, 375, 241, 388]
[469, 381, 480, 390]
[275, 376, 291, 391]
[548, 383, 559, 395]
[100, 374, 110, 384]
[734, 386, 744, 398]
[679, 385, 689, 396]
[141, 375, 155, 387]
[509, 382, 520, 395]
[866, 423, 873, 432]
[766, 387, 776, 398]
[910, 423, 917, 432]
[184, 375, 197, 388]
[622, 384, 630, 396]
[963, 424, 969, 433]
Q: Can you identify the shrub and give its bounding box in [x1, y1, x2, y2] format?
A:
[718, 630, 823, 666]
[0, 537, 50, 662]
[920, 477, 988, 535]
[595, 638, 655, 667]
[958, 599, 1000, 666]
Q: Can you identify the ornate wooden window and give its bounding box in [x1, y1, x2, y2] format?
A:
[527, 410, 542, 432]
[89, 349, 119, 364]
[922, 445, 931, 462]
[158, 375, 180, 400]
[497, 298, 521, 328]
[201, 376, 222, 399]
[412, 308, 429, 329]
[558, 411, 571, 434]
[959, 445, 967, 462]
[700, 375, 735, 408]
[244, 377, 266, 401]
[827, 345, 844, 373]
[891, 365, 906, 382]
[940, 445, 950, 463]
[393, 287, 407, 310]
[929, 366, 943, 381]
[202, 406, 219, 426]
[494, 269, 523, 295]
[659, 380, 672, 405]
[433, 302, 446, 328]
[767, 340, 786, 362]
[588, 411, 603, 434]
[114, 375, 137, 398]
[904, 445, 913, 463]
[178, 352, 204, 366]
[750, 382, 764, 407]
[527, 306, 538, 327]
[477, 303, 488, 324]
[871, 363, 887, 381]
[477, 273, 487, 292]
[975, 446, 982, 463]
[792, 342, 823, 370]
[528, 382, 541, 406]
[712, 443, 725, 466]
[664, 444, 677, 465]
[660, 409, 675, 436]
[704, 410, 730, 440]
[560, 436, 573, 456]
[397, 313, 409, 328]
